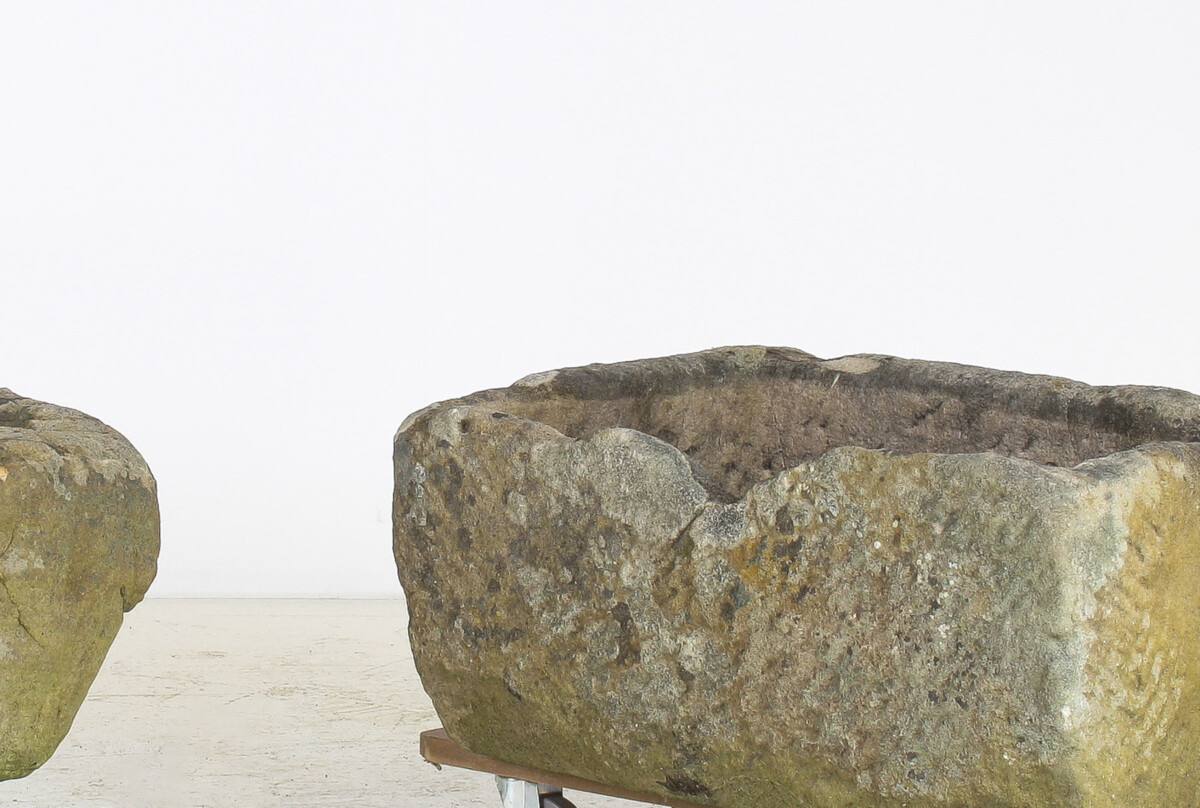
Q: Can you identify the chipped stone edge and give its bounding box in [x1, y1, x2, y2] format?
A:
[0, 390, 157, 493]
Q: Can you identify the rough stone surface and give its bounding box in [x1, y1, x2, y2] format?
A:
[393, 347, 1200, 808]
[0, 390, 159, 780]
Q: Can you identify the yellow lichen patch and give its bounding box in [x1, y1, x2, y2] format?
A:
[1074, 447, 1200, 806]
[728, 451, 939, 601]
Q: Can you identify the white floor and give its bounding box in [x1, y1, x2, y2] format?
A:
[0, 599, 640, 808]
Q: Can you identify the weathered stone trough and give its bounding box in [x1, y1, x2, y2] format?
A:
[0, 390, 159, 780]
[393, 347, 1200, 808]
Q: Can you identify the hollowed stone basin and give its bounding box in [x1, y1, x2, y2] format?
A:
[393, 347, 1200, 808]
[0, 390, 159, 779]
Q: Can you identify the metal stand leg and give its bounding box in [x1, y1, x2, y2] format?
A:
[496, 776, 576, 808]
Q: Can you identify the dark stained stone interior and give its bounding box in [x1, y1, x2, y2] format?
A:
[464, 348, 1200, 502]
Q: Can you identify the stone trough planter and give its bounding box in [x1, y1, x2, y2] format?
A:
[0, 390, 159, 780]
[393, 347, 1200, 808]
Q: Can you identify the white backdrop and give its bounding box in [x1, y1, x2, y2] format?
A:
[3, 3, 1197, 595]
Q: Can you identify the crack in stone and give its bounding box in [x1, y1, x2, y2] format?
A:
[676, 503, 707, 543]
[0, 530, 42, 648]
[0, 575, 42, 648]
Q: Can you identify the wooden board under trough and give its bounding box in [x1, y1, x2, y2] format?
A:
[420, 728, 711, 808]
